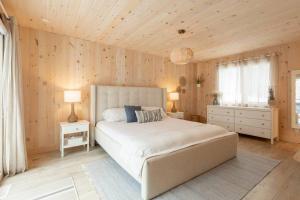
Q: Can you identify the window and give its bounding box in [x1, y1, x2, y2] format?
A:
[218, 57, 271, 106]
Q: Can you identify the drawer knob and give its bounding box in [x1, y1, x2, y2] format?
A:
[261, 123, 264, 125]
[262, 115, 264, 117]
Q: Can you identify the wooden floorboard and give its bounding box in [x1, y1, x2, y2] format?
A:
[1, 135, 300, 200]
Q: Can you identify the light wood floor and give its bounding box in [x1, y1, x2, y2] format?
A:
[1, 135, 300, 200]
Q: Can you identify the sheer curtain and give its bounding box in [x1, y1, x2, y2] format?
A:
[218, 56, 276, 106]
[0, 15, 27, 180]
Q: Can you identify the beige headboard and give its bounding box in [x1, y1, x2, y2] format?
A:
[90, 85, 167, 145]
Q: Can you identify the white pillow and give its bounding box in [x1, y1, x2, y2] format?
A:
[142, 106, 167, 118]
[102, 108, 126, 122]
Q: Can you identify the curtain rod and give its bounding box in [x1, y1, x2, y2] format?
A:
[0, 1, 9, 19]
[217, 53, 278, 65]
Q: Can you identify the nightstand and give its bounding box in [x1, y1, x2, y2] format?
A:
[167, 112, 184, 119]
[60, 120, 89, 157]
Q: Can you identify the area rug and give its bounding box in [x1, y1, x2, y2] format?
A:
[83, 151, 280, 200]
[5, 177, 79, 200]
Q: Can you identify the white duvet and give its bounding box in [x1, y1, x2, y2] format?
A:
[97, 117, 234, 178]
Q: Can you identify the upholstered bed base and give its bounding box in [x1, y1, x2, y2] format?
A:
[95, 127, 238, 200]
[142, 133, 238, 199]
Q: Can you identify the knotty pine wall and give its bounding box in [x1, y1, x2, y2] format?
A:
[20, 25, 300, 154]
[195, 40, 300, 143]
[20, 27, 197, 154]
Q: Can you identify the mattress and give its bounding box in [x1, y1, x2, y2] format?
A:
[96, 117, 236, 180]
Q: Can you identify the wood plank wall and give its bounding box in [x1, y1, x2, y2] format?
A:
[20, 25, 300, 154]
[20, 27, 197, 154]
[195, 40, 300, 143]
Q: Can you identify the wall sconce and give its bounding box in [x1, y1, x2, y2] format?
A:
[196, 74, 204, 88]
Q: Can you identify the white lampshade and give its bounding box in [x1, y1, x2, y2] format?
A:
[169, 92, 179, 101]
[64, 90, 81, 103]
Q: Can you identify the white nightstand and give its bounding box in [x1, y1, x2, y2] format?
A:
[60, 120, 89, 157]
[167, 112, 184, 119]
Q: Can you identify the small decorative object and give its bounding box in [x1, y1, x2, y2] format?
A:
[64, 90, 81, 122]
[268, 87, 275, 106]
[170, 29, 194, 65]
[212, 92, 220, 105]
[179, 76, 187, 87]
[196, 75, 204, 88]
[169, 92, 179, 113]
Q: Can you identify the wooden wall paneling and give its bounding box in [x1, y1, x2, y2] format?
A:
[20, 27, 198, 154]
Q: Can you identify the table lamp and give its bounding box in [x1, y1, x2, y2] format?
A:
[64, 90, 81, 122]
[169, 92, 179, 113]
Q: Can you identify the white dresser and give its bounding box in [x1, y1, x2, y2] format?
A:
[207, 105, 279, 144]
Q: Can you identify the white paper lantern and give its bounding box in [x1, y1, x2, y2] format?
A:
[170, 48, 194, 65]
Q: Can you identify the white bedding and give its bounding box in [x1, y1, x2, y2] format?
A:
[97, 117, 234, 178]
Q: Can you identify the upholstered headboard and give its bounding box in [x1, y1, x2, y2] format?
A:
[90, 85, 167, 145]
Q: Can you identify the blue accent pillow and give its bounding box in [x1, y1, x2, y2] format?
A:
[124, 105, 141, 123]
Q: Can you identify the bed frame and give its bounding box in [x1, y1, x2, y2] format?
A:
[90, 85, 238, 200]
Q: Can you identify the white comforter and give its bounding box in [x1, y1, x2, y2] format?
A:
[97, 117, 233, 178]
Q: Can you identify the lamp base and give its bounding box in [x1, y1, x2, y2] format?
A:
[68, 113, 78, 123]
[171, 101, 177, 113]
[68, 103, 79, 123]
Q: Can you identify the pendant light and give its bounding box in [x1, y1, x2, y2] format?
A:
[170, 29, 194, 65]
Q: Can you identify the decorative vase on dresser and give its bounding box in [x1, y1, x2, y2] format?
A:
[207, 105, 279, 144]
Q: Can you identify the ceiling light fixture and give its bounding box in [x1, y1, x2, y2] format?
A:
[170, 29, 194, 65]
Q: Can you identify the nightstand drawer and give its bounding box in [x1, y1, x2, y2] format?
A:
[167, 112, 184, 119]
[61, 124, 89, 134]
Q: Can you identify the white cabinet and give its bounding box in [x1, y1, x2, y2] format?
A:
[207, 105, 279, 144]
[60, 120, 90, 157]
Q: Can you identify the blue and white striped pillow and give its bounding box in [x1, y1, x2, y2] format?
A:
[135, 109, 163, 123]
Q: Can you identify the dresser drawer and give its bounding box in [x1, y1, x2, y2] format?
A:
[235, 118, 271, 129]
[61, 124, 89, 134]
[235, 110, 271, 120]
[235, 124, 271, 139]
[207, 107, 234, 116]
[207, 114, 234, 123]
[208, 121, 235, 132]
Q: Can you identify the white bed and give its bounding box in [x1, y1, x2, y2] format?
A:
[90, 85, 238, 200]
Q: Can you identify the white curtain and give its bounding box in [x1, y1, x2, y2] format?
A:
[218, 55, 277, 107]
[0, 15, 27, 180]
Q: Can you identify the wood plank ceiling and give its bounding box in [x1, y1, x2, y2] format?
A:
[3, 0, 300, 61]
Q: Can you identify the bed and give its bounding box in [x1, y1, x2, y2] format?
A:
[90, 85, 238, 200]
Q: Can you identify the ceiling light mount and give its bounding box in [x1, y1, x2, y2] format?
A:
[177, 29, 186, 34]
